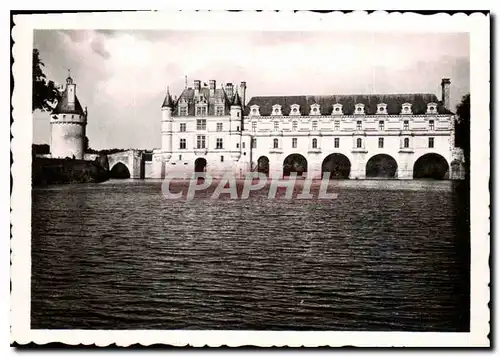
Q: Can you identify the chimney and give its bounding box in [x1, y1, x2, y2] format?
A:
[225, 83, 234, 100]
[194, 80, 201, 97]
[441, 78, 451, 110]
[239, 81, 247, 107]
[209, 79, 216, 96]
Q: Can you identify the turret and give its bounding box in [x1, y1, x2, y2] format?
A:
[161, 87, 173, 160]
[230, 92, 243, 161]
[50, 71, 87, 159]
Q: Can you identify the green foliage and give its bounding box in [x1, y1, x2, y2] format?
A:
[455, 94, 470, 160]
[32, 49, 61, 112]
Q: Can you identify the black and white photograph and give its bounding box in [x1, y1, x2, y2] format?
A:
[10, 10, 490, 347]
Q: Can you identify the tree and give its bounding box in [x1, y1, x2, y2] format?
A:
[455, 94, 470, 174]
[32, 49, 60, 112]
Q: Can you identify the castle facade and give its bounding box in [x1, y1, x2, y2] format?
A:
[152, 78, 465, 180]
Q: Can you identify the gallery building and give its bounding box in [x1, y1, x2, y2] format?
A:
[152, 78, 465, 180]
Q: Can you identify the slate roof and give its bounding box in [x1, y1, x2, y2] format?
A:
[244, 93, 452, 116]
[163, 86, 234, 115]
[232, 92, 242, 106]
[161, 90, 175, 108]
[52, 88, 85, 115]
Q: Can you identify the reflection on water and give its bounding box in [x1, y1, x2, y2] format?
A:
[31, 179, 470, 331]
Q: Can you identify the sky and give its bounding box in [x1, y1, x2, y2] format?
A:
[32, 30, 470, 150]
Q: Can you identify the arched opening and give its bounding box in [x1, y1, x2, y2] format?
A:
[194, 157, 207, 173]
[366, 154, 398, 178]
[413, 153, 450, 179]
[257, 156, 270, 176]
[109, 162, 131, 179]
[283, 154, 308, 177]
[322, 153, 351, 179]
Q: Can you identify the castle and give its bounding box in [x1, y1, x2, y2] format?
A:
[151, 78, 465, 180]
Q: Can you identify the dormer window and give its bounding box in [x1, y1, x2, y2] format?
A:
[196, 105, 207, 116]
[354, 103, 365, 115]
[215, 106, 224, 116]
[250, 105, 260, 117]
[401, 103, 412, 115]
[290, 104, 300, 116]
[310, 103, 321, 116]
[377, 103, 387, 114]
[332, 103, 343, 115]
[426, 102, 438, 114]
[271, 104, 282, 116]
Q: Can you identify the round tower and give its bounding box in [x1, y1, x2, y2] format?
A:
[50, 72, 87, 159]
[230, 92, 243, 161]
[161, 87, 174, 161]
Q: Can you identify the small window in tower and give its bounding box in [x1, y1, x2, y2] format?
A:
[242, 142, 245, 149]
[273, 138, 279, 149]
[378, 138, 384, 148]
[428, 137, 434, 148]
[404, 137, 410, 148]
[312, 138, 318, 149]
[251, 138, 257, 148]
[221, 156, 224, 162]
[334, 138, 340, 148]
[179, 155, 182, 161]
[292, 138, 297, 148]
[236, 143, 239, 149]
[356, 138, 362, 148]
[237, 112, 240, 117]
[403, 120, 409, 130]
[429, 120, 435, 130]
[236, 126, 240, 132]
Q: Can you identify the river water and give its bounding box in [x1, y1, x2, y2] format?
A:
[31, 179, 470, 331]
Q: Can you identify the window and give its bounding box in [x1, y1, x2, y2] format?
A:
[196, 119, 206, 130]
[356, 120, 362, 130]
[356, 138, 362, 148]
[180, 123, 186, 132]
[242, 142, 245, 149]
[312, 138, 318, 149]
[378, 138, 384, 148]
[379, 120, 384, 131]
[179, 138, 186, 149]
[179, 154, 182, 161]
[292, 138, 297, 148]
[196, 106, 207, 116]
[196, 135, 206, 149]
[428, 137, 434, 148]
[236, 143, 239, 149]
[251, 138, 257, 148]
[221, 156, 224, 162]
[334, 138, 339, 148]
[312, 121, 318, 131]
[429, 120, 435, 130]
[273, 138, 279, 149]
[216, 123, 223, 132]
[274, 121, 279, 131]
[237, 112, 240, 117]
[404, 138, 410, 148]
[236, 126, 240, 132]
[334, 120, 340, 131]
[403, 120, 409, 130]
[216, 106, 224, 116]
[292, 121, 298, 131]
[252, 121, 257, 131]
[216, 138, 223, 149]
[179, 106, 187, 116]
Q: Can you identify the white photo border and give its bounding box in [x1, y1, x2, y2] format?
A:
[11, 10, 490, 347]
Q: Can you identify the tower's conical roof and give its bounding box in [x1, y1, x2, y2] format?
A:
[162, 88, 175, 108]
[52, 85, 85, 115]
[232, 91, 242, 106]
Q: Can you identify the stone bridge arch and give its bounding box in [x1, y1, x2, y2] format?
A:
[107, 150, 142, 179]
[413, 153, 450, 179]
